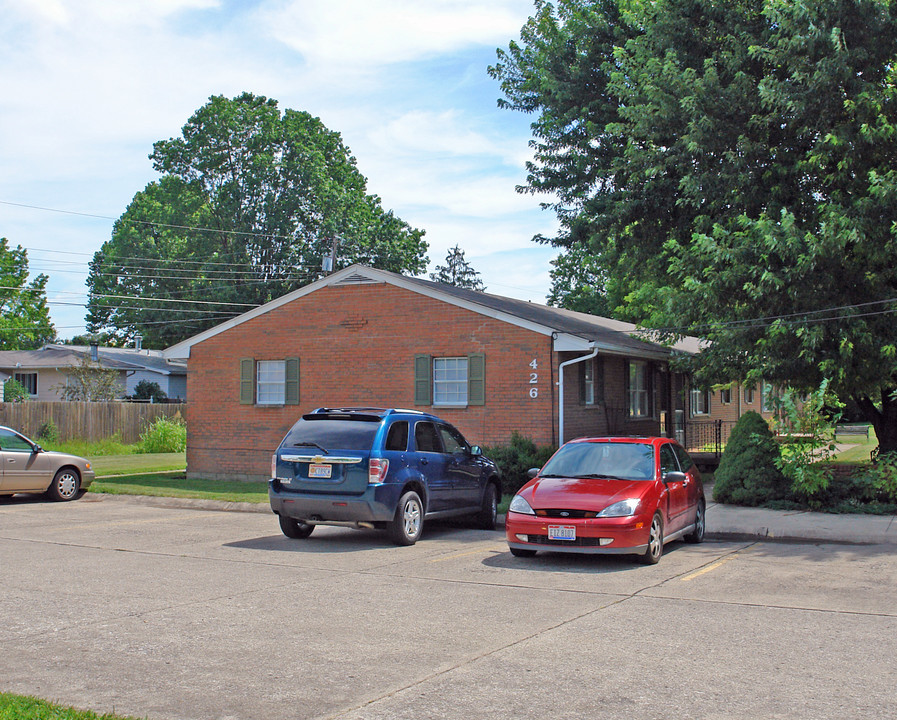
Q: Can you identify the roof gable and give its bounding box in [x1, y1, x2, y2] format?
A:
[163, 264, 698, 360]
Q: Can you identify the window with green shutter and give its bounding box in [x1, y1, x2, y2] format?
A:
[414, 353, 485, 407]
[414, 355, 432, 405]
[467, 353, 485, 406]
[240, 358, 254, 405]
[240, 358, 300, 405]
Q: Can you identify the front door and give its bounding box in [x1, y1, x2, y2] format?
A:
[660, 444, 690, 531]
[412, 421, 451, 512]
[0, 428, 48, 492]
[436, 423, 481, 507]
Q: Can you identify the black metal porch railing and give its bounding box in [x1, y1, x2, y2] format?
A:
[682, 420, 738, 457]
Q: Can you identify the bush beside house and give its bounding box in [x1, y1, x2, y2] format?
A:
[713, 411, 789, 506]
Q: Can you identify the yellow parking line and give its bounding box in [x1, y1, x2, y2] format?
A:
[680, 555, 735, 581]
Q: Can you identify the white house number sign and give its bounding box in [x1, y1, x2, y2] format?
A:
[528, 358, 539, 398]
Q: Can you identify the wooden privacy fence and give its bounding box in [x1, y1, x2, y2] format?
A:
[0, 401, 187, 443]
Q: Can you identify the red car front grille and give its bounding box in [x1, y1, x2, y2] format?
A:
[534, 509, 598, 519]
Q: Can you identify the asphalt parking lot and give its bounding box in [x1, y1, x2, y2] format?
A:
[2, 494, 895, 720]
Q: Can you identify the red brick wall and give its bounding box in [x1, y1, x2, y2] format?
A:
[185, 283, 558, 480]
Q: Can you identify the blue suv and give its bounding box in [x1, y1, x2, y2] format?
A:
[269, 408, 502, 545]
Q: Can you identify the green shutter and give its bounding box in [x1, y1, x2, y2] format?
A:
[468, 353, 485, 406]
[414, 355, 431, 405]
[285, 357, 300, 405]
[240, 358, 254, 405]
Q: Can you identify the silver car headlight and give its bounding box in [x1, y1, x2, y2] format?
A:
[509, 494, 536, 515]
[597, 498, 640, 517]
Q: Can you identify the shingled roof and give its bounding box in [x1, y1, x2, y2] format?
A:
[164, 264, 701, 360]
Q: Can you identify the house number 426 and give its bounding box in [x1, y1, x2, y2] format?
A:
[528, 358, 539, 398]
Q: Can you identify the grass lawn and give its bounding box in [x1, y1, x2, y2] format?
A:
[89, 472, 268, 503]
[0, 693, 141, 720]
[89, 451, 187, 477]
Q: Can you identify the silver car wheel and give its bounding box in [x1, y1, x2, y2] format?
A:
[640, 513, 663, 565]
[403, 496, 422, 537]
[49, 469, 80, 502]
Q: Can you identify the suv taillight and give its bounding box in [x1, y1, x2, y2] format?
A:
[271, 454, 277, 479]
[369, 458, 389, 484]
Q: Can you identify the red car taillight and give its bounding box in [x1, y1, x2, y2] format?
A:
[369, 458, 389, 484]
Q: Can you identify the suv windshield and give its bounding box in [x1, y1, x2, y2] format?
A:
[541, 442, 655, 481]
[282, 418, 380, 452]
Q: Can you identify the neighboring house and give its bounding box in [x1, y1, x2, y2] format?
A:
[688, 382, 780, 423]
[164, 264, 703, 482]
[0, 344, 187, 402]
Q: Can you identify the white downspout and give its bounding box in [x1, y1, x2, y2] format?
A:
[557, 344, 598, 446]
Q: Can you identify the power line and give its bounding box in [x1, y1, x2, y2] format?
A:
[0, 199, 299, 241]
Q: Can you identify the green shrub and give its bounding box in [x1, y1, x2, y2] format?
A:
[37, 419, 60, 444]
[483, 432, 556, 497]
[863, 451, 897, 503]
[138, 417, 187, 454]
[2, 378, 29, 402]
[769, 381, 841, 501]
[714, 411, 789, 506]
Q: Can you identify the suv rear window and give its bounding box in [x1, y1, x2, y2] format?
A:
[282, 418, 380, 452]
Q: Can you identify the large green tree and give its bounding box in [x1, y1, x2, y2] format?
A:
[87, 93, 428, 347]
[0, 237, 54, 349]
[492, 0, 897, 452]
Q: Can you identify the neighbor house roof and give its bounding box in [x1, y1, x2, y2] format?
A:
[0, 345, 187, 375]
[163, 264, 703, 360]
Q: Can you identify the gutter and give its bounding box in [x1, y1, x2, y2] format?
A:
[557, 344, 598, 445]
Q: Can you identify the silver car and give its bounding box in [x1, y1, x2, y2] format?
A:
[0, 425, 95, 501]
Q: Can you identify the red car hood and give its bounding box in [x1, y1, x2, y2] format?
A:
[522, 475, 654, 511]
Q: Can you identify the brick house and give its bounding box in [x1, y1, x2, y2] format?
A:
[165, 265, 702, 481]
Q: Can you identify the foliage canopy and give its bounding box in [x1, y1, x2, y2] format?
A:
[0, 237, 54, 349]
[87, 93, 428, 348]
[491, 0, 897, 451]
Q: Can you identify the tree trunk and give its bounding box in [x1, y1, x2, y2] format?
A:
[855, 389, 897, 455]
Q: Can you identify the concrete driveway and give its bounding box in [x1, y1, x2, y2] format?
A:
[2, 494, 895, 720]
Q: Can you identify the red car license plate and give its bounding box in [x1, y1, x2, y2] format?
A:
[548, 525, 576, 541]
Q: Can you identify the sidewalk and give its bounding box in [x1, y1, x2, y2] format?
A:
[705, 498, 897, 545]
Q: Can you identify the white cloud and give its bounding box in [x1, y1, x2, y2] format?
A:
[259, 0, 528, 67]
[0, 0, 556, 337]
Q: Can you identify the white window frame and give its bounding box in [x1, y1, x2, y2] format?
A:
[690, 387, 710, 416]
[744, 385, 755, 405]
[14, 372, 38, 397]
[256, 360, 286, 405]
[719, 387, 732, 405]
[583, 361, 595, 405]
[628, 361, 650, 419]
[433, 357, 468, 406]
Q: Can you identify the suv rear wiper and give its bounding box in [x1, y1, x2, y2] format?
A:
[291, 442, 328, 454]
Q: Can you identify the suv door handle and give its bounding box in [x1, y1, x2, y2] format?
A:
[420, 458, 428, 465]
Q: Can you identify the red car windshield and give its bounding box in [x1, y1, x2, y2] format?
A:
[540, 442, 655, 481]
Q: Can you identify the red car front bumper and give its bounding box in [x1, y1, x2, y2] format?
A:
[505, 511, 654, 555]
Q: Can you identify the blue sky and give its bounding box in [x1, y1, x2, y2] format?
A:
[0, 0, 559, 340]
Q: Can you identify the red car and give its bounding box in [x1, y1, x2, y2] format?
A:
[506, 437, 705, 564]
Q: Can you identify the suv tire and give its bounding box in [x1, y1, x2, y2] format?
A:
[389, 490, 424, 546]
[475, 482, 498, 530]
[279, 515, 315, 539]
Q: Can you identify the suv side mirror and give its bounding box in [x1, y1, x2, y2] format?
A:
[469, 445, 483, 457]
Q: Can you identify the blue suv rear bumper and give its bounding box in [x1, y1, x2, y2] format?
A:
[269, 479, 406, 524]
